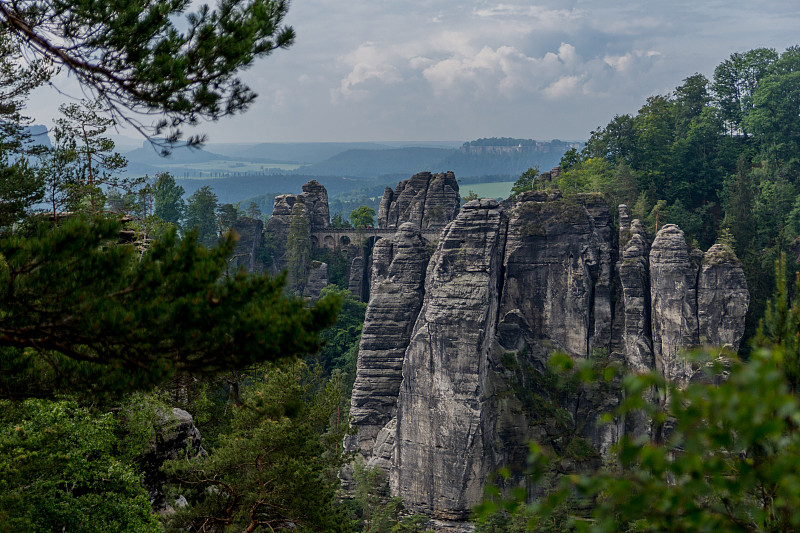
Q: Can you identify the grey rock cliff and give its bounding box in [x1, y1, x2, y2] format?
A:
[394, 199, 506, 520]
[264, 180, 330, 274]
[230, 217, 264, 274]
[347, 223, 430, 462]
[497, 193, 613, 363]
[303, 261, 329, 300]
[344, 184, 750, 528]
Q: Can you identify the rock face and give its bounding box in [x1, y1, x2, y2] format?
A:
[142, 408, 205, 512]
[347, 223, 431, 464]
[348, 182, 751, 525]
[698, 244, 750, 351]
[264, 179, 330, 274]
[649, 224, 701, 389]
[394, 199, 506, 520]
[378, 171, 460, 230]
[303, 261, 329, 300]
[497, 192, 614, 364]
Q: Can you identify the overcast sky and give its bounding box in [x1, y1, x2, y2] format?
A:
[26, 0, 800, 144]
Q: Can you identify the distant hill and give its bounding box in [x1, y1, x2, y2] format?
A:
[295, 139, 582, 179]
[212, 142, 393, 165]
[296, 147, 454, 177]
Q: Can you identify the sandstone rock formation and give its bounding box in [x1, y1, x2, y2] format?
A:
[348, 183, 750, 526]
[347, 223, 430, 466]
[143, 408, 205, 512]
[263, 179, 330, 274]
[303, 260, 329, 300]
[378, 171, 460, 230]
[698, 243, 750, 351]
[394, 199, 506, 520]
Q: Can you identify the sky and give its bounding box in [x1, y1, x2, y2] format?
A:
[26, 0, 800, 145]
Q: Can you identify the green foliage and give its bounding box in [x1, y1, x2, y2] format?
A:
[163, 360, 352, 532]
[0, 0, 295, 146]
[152, 172, 185, 227]
[463, 189, 480, 203]
[54, 101, 131, 214]
[0, 398, 159, 531]
[350, 205, 376, 228]
[510, 167, 540, 197]
[0, 216, 340, 400]
[331, 211, 353, 228]
[350, 458, 434, 533]
[317, 285, 367, 379]
[184, 185, 219, 247]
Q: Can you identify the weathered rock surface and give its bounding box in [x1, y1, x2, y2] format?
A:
[143, 408, 205, 512]
[618, 212, 654, 375]
[347, 223, 430, 460]
[497, 193, 613, 363]
[263, 180, 330, 274]
[698, 244, 750, 350]
[348, 256, 367, 301]
[331, 177, 751, 529]
[378, 171, 460, 230]
[393, 199, 506, 520]
[303, 261, 329, 300]
[649, 224, 700, 389]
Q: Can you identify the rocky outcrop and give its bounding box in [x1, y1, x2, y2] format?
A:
[698, 244, 750, 351]
[142, 408, 205, 512]
[378, 171, 460, 230]
[303, 261, 329, 300]
[394, 199, 506, 520]
[264, 180, 330, 274]
[497, 192, 613, 364]
[299, 179, 330, 229]
[618, 209, 654, 375]
[348, 180, 750, 526]
[347, 223, 430, 463]
[649, 224, 701, 389]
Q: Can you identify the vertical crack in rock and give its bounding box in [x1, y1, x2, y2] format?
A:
[496, 191, 613, 364]
[394, 199, 505, 520]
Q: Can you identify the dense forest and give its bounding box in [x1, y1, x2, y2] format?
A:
[1, 0, 800, 530]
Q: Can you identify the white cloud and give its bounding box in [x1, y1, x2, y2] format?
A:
[543, 75, 583, 99]
[334, 43, 404, 101]
[603, 50, 662, 73]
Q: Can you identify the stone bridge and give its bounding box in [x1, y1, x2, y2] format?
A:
[311, 227, 443, 250]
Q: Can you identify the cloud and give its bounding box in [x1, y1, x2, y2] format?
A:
[334, 43, 404, 101]
[543, 75, 583, 99]
[603, 50, 662, 73]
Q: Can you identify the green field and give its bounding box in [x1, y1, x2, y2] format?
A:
[461, 181, 515, 200]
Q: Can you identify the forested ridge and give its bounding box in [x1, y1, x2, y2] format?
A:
[1, 0, 800, 529]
